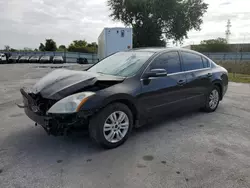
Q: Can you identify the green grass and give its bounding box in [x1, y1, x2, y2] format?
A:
[228, 73, 250, 83]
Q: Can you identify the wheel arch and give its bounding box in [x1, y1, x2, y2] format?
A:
[102, 95, 139, 125]
[212, 80, 223, 100]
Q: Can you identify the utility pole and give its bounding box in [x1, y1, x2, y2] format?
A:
[225, 19, 232, 43]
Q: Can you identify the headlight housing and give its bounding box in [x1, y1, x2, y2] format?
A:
[47, 92, 95, 114]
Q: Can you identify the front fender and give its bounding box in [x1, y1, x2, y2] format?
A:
[79, 93, 138, 113]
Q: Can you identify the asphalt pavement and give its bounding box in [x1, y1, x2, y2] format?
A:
[1, 64, 250, 188]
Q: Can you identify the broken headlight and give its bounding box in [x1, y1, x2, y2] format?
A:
[47, 92, 95, 114]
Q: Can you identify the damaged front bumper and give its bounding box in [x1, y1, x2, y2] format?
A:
[19, 88, 90, 136]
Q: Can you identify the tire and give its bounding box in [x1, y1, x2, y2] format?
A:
[89, 103, 133, 149]
[203, 86, 220, 112]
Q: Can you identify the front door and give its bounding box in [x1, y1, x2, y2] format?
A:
[138, 51, 188, 118]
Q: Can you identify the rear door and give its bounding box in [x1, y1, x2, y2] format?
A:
[180, 51, 212, 107]
[139, 51, 188, 117]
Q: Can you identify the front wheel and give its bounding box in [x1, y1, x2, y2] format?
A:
[204, 86, 220, 112]
[89, 103, 133, 149]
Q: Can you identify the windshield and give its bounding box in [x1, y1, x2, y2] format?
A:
[41, 56, 49, 59]
[54, 56, 62, 59]
[87, 51, 154, 77]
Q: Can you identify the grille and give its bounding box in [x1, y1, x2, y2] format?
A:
[28, 93, 57, 115]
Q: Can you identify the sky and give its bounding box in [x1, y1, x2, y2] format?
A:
[0, 0, 250, 49]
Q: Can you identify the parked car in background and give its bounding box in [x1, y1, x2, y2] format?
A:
[8, 55, 20, 63]
[19, 56, 30, 63]
[18, 48, 228, 149]
[0, 53, 7, 63]
[39, 56, 52, 64]
[29, 56, 40, 63]
[53, 56, 64, 64]
[77, 57, 88, 64]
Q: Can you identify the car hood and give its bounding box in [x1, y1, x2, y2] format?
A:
[29, 69, 125, 100]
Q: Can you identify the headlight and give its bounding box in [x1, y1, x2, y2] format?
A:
[47, 92, 95, 114]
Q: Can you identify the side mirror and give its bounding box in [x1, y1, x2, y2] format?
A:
[144, 68, 167, 79]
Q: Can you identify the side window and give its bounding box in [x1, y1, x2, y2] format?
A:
[202, 57, 210, 68]
[181, 52, 203, 71]
[150, 52, 181, 74]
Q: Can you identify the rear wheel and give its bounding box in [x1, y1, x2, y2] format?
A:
[204, 86, 220, 112]
[89, 103, 133, 149]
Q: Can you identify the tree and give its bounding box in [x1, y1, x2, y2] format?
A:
[44, 39, 57, 51]
[192, 38, 230, 52]
[87, 42, 98, 53]
[68, 40, 89, 53]
[22, 47, 33, 52]
[108, 0, 208, 47]
[57, 45, 67, 52]
[10, 48, 17, 52]
[4, 45, 10, 51]
[39, 43, 45, 51]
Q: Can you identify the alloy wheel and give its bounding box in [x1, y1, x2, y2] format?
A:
[209, 89, 219, 110]
[103, 111, 129, 143]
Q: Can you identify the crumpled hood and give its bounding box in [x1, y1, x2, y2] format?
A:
[30, 69, 124, 100]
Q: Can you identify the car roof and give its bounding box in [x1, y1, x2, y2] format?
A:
[130, 47, 202, 55]
[131, 47, 173, 52]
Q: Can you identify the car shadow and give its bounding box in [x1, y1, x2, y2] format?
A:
[1, 108, 203, 165]
[133, 108, 202, 134]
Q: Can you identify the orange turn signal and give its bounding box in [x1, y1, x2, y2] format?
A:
[76, 97, 90, 112]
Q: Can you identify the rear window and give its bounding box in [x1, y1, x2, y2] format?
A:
[54, 56, 62, 59]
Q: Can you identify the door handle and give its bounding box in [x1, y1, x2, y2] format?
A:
[207, 73, 212, 77]
[177, 80, 186, 86]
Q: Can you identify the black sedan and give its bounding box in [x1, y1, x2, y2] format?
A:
[77, 57, 88, 64]
[18, 48, 228, 149]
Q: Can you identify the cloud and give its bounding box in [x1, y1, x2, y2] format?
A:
[219, 1, 231, 6]
[0, 0, 250, 49]
[183, 0, 250, 46]
[0, 0, 123, 49]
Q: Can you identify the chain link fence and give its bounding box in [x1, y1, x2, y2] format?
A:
[1, 51, 250, 74]
[203, 52, 250, 61]
[0, 51, 99, 64]
[202, 52, 250, 75]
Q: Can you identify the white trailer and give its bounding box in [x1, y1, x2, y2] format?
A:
[98, 27, 133, 60]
